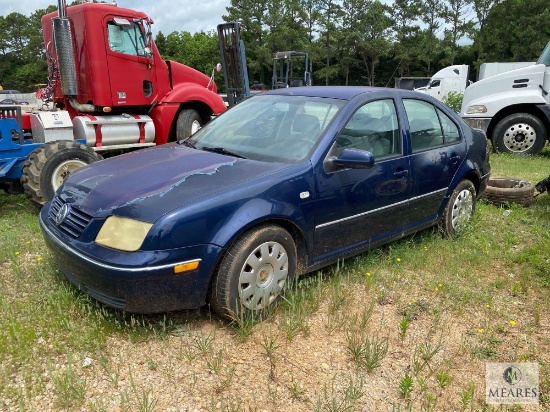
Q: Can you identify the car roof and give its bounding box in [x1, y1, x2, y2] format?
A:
[263, 86, 427, 101]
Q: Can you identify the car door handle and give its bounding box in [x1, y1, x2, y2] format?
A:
[394, 169, 409, 179]
[450, 154, 461, 164]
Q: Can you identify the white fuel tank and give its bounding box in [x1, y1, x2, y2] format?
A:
[72, 114, 155, 148]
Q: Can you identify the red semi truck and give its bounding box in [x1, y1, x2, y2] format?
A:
[8, 1, 226, 206]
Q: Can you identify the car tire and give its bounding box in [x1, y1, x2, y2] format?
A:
[21, 141, 102, 208]
[209, 225, 297, 321]
[492, 113, 547, 155]
[482, 176, 534, 207]
[440, 179, 476, 237]
[176, 109, 203, 140]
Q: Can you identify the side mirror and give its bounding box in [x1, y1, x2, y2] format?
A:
[144, 47, 153, 59]
[332, 148, 375, 170]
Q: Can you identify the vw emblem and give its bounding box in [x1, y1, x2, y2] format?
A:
[55, 203, 70, 226]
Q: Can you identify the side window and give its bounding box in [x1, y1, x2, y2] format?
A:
[335, 99, 400, 158]
[107, 21, 146, 56]
[429, 79, 441, 88]
[404, 99, 445, 152]
[436, 108, 461, 144]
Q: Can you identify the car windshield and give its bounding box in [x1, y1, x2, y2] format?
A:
[186, 94, 346, 163]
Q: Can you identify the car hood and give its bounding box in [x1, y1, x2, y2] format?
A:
[59, 144, 289, 221]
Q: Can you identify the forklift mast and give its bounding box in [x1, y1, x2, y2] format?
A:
[217, 22, 250, 108]
[272, 51, 311, 89]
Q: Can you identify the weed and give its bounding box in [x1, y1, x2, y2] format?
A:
[260, 327, 279, 380]
[193, 330, 215, 355]
[436, 371, 451, 389]
[398, 374, 413, 399]
[459, 381, 476, 411]
[398, 317, 409, 341]
[52, 356, 86, 408]
[288, 375, 306, 399]
[313, 374, 364, 412]
[346, 332, 389, 373]
[206, 349, 224, 374]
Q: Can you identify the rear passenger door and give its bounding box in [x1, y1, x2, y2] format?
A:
[403, 99, 466, 223]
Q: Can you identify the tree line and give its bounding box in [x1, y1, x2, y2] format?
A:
[1, 0, 548, 92]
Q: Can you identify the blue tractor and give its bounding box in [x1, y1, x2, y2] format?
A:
[0, 106, 101, 207]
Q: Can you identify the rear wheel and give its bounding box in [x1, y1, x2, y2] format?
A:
[440, 179, 476, 237]
[176, 109, 203, 140]
[21, 141, 102, 208]
[209, 225, 296, 320]
[492, 113, 547, 155]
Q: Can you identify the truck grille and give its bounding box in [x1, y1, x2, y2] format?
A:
[49, 196, 93, 238]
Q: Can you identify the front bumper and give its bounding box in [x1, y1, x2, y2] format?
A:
[39, 208, 222, 313]
[463, 117, 491, 133]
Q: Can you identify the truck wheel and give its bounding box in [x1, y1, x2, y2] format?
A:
[21, 141, 102, 208]
[176, 109, 203, 140]
[482, 176, 534, 207]
[492, 113, 547, 155]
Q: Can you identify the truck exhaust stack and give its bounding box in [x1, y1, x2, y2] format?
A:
[53, 0, 79, 96]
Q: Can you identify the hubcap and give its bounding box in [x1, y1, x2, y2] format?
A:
[451, 188, 473, 232]
[191, 120, 201, 135]
[238, 241, 289, 310]
[503, 122, 536, 153]
[51, 160, 87, 191]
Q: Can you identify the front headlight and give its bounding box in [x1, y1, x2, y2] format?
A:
[95, 216, 153, 252]
[466, 105, 487, 114]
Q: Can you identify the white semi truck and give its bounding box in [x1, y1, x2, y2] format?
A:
[461, 41, 550, 155]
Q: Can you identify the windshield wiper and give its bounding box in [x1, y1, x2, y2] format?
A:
[202, 146, 245, 159]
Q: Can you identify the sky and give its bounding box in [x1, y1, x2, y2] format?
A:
[0, 0, 232, 35]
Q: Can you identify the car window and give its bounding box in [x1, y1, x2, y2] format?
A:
[404, 99, 462, 152]
[436, 107, 461, 144]
[335, 99, 400, 158]
[107, 21, 147, 56]
[187, 94, 346, 163]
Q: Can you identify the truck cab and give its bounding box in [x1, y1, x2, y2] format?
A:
[41, 2, 226, 146]
[414, 65, 469, 101]
[461, 41, 550, 155]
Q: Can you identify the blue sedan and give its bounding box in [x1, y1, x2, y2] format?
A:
[39, 87, 491, 319]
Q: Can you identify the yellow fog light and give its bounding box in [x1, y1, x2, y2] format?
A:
[95, 216, 152, 252]
[174, 260, 200, 274]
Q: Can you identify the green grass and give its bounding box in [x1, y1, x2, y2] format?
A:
[1, 148, 549, 410]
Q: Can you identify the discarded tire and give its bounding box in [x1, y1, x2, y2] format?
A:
[482, 176, 534, 207]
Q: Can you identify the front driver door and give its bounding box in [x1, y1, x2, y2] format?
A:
[313, 98, 413, 262]
[104, 17, 156, 107]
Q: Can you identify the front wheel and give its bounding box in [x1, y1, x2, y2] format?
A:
[176, 109, 203, 140]
[209, 225, 297, 320]
[492, 113, 547, 155]
[440, 179, 476, 237]
[21, 141, 102, 208]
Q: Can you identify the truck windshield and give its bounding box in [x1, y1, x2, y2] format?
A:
[536, 41, 550, 66]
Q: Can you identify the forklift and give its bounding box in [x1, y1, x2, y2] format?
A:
[272, 51, 311, 89]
